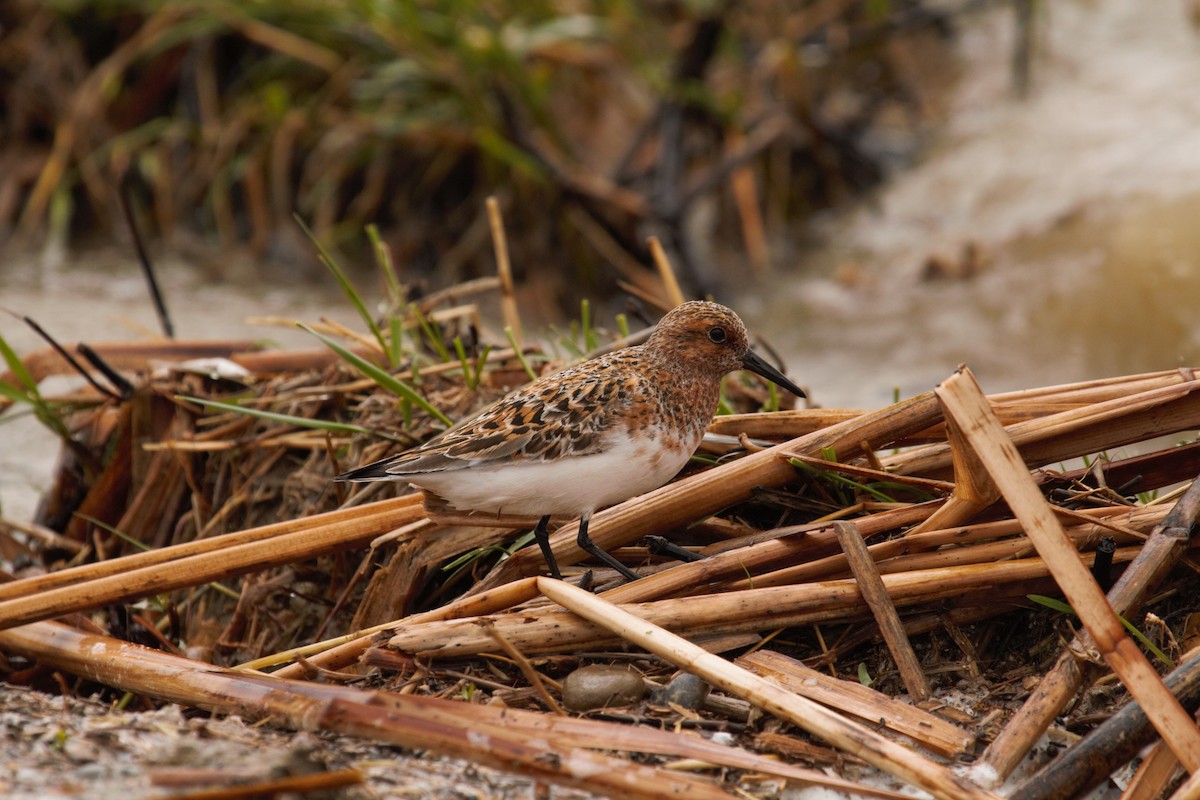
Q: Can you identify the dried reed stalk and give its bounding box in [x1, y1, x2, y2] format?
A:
[936, 368, 1200, 773]
[0, 497, 424, 630]
[904, 397, 1000, 535]
[384, 552, 1135, 658]
[0, 495, 420, 602]
[1169, 770, 1200, 800]
[986, 369, 1195, 404]
[153, 768, 364, 797]
[256, 577, 543, 677]
[648, 236, 686, 308]
[486, 196, 522, 344]
[0, 621, 923, 798]
[736, 649, 969, 755]
[989, 477, 1200, 789]
[833, 520, 930, 700]
[722, 505, 1168, 591]
[7, 340, 259, 387]
[1119, 741, 1183, 800]
[603, 503, 939, 604]
[0, 622, 729, 799]
[888, 373, 1200, 480]
[708, 403, 1079, 443]
[537, 578, 999, 800]
[348, 520, 528, 630]
[706, 369, 1194, 446]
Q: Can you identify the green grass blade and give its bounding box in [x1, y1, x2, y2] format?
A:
[761, 381, 779, 413]
[179, 396, 383, 437]
[506, 325, 538, 382]
[867, 481, 937, 502]
[300, 323, 452, 427]
[0, 332, 38, 393]
[0, 331, 74, 441]
[411, 304, 451, 362]
[580, 299, 597, 352]
[388, 315, 405, 365]
[366, 223, 404, 307]
[788, 459, 898, 502]
[857, 662, 875, 687]
[1119, 616, 1176, 669]
[471, 344, 493, 388]
[452, 336, 475, 390]
[1027, 594, 1074, 614]
[0, 378, 30, 406]
[615, 312, 630, 339]
[294, 214, 391, 363]
[1028, 594, 1175, 669]
[556, 323, 583, 359]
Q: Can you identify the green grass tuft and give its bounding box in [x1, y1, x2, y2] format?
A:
[300, 323, 453, 427]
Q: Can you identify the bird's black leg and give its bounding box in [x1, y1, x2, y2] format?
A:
[531, 515, 562, 580]
[577, 513, 640, 582]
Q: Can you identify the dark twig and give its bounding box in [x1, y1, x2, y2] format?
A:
[1089, 537, 1116, 592]
[76, 343, 136, 399]
[1016, 645, 1200, 800]
[645, 535, 703, 563]
[118, 178, 174, 339]
[20, 316, 124, 401]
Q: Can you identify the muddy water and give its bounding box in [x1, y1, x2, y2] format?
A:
[4, 0, 1200, 521]
[752, 0, 1200, 408]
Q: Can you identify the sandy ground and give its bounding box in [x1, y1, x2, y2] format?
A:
[0, 686, 601, 799]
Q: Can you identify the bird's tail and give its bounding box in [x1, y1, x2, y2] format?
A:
[335, 456, 404, 482]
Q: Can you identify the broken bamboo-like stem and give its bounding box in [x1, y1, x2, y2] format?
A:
[984, 473, 1200, 784]
[936, 367, 1200, 773]
[537, 577, 999, 800]
[0, 498, 425, 630]
[833, 520, 930, 701]
[722, 505, 1167, 592]
[384, 552, 1136, 659]
[0, 495, 421, 603]
[736, 648, 969, 756]
[888, 373, 1200, 480]
[259, 577, 544, 679]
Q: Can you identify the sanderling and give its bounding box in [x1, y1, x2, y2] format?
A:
[338, 300, 805, 581]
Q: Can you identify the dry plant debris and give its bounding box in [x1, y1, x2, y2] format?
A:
[0, 684, 600, 800]
[3, 293, 1200, 798]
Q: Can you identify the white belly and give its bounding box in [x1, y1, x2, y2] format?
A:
[408, 431, 693, 517]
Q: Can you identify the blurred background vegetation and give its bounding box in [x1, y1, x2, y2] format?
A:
[0, 0, 996, 309]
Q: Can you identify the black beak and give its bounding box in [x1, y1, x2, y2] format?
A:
[741, 349, 806, 399]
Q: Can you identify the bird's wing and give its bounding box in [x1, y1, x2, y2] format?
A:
[338, 361, 638, 481]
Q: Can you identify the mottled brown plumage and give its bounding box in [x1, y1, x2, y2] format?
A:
[339, 301, 805, 581]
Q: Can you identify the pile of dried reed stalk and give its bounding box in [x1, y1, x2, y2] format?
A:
[2, 279, 1200, 798]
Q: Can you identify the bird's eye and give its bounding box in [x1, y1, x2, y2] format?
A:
[708, 326, 727, 343]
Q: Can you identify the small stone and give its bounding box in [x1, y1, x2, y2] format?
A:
[651, 672, 710, 710]
[561, 664, 645, 711]
[62, 736, 102, 765]
[75, 762, 108, 780]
